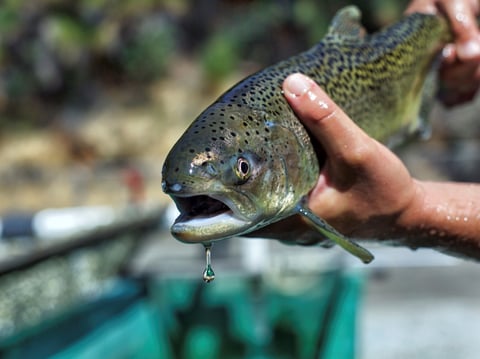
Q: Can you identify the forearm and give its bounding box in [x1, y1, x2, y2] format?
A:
[395, 181, 480, 259]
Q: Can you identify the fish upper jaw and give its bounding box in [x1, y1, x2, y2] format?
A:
[166, 190, 262, 243]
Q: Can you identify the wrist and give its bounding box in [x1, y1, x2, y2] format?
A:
[389, 180, 480, 259]
[393, 179, 428, 238]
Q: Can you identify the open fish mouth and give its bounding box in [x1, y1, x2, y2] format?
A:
[175, 195, 232, 221]
[170, 194, 253, 243]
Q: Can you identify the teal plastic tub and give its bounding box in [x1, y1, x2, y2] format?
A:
[1, 270, 364, 359]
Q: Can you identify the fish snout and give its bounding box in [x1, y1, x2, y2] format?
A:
[162, 180, 184, 194]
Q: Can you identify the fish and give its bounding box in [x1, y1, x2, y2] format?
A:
[161, 6, 451, 263]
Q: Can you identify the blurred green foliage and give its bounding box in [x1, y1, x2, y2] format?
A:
[201, 2, 288, 80]
[0, 0, 409, 128]
[121, 17, 176, 80]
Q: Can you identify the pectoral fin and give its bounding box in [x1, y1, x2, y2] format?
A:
[295, 203, 374, 264]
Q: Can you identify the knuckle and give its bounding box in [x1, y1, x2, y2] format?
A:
[345, 140, 377, 167]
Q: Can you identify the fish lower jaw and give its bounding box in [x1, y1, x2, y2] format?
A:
[171, 212, 252, 243]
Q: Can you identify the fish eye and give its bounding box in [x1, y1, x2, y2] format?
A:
[235, 157, 251, 182]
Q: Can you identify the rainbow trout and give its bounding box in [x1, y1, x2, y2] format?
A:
[162, 6, 450, 263]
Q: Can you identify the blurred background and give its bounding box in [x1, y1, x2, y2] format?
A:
[1, 0, 480, 358]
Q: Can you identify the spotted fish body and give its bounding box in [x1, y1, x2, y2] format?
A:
[162, 6, 450, 263]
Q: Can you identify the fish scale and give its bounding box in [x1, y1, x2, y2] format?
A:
[162, 6, 451, 263]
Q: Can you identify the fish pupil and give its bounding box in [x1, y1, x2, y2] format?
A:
[240, 160, 249, 175]
[234, 157, 251, 184]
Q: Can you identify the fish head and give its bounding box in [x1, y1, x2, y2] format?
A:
[162, 102, 310, 243]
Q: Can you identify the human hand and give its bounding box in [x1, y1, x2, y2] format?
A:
[281, 73, 420, 239]
[406, 0, 480, 106]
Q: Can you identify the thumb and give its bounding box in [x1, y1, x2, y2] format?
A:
[282, 73, 372, 167]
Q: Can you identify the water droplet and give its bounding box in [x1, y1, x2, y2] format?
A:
[203, 265, 215, 283]
[455, 12, 467, 24]
[203, 244, 215, 283]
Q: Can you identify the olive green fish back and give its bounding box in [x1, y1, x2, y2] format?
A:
[216, 7, 450, 143]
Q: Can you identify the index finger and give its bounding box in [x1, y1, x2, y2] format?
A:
[439, 0, 480, 60]
[406, 0, 480, 61]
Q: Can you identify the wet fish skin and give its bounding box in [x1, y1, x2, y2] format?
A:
[162, 6, 450, 263]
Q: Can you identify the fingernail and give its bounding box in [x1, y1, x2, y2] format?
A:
[284, 73, 312, 98]
[458, 39, 480, 60]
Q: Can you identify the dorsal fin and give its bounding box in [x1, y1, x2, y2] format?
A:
[326, 6, 366, 41]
